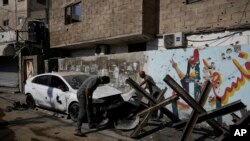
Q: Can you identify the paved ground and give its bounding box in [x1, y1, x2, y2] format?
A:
[0, 92, 217, 141]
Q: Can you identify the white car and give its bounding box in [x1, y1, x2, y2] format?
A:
[24, 72, 124, 122]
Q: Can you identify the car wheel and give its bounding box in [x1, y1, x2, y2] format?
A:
[26, 94, 35, 109]
[69, 103, 79, 122]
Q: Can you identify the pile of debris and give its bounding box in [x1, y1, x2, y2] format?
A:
[5, 101, 29, 112]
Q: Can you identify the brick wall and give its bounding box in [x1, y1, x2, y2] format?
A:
[160, 0, 250, 34]
[143, 0, 159, 35]
[50, 0, 157, 48]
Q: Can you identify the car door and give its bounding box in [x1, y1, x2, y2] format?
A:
[32, 75, 51, 107]
[49, 76, 69, 112]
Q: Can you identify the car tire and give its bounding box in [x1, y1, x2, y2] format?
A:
[26, 94, 35, 109]
[69, 103, 79, 122]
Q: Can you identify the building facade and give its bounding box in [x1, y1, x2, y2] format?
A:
[50, 0, 250, 124]
[0, 0, 46, 91]
[50, 0, 159, 56]
[50, 0, 250, 57]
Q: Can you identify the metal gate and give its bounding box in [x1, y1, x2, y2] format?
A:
[0, 56, 19, 87]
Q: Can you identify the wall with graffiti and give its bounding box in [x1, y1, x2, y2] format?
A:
[58, 44, 250, 124]
[146, 44, 250, 124]
[58, 52, 146, 92]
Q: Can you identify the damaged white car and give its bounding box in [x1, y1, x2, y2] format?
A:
[24, 72, 140, 123]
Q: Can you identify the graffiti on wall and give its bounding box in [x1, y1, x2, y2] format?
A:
[147, 45, 250, 122]
[58, 57, 141, 92]
[58, 44, 250, 123]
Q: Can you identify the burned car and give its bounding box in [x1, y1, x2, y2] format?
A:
[24, 72, 139, 123]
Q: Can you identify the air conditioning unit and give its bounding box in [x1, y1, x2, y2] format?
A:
[163, 32, 185, 48]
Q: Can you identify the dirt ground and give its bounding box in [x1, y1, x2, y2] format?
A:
[0, 92, 217, 141]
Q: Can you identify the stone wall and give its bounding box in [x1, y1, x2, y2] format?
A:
[160, 0, 250, 34]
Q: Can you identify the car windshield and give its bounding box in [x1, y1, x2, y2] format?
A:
[63, 74, 89, 89]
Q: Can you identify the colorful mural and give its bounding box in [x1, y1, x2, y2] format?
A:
[147, 44, 250, 123]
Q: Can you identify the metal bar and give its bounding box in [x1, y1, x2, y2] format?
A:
[126, 77, 180, 122]
[131, 112, 153, 138]
[231, 113, 240, 123]
[130, 88, 168, 138]
[156, 87, 167, 100]
[240, 108, 247, 116]
[172, 120, 187, 129]
[198, 100, 246, 122]
[235, 111, 250, 126]
[174, 101, 245, 129]
[163, 75, 229, 134]
[126, 78, 156, 103]
[180, 81, 212, 141]
[137, 95, 179, 117]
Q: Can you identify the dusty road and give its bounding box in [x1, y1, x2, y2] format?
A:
[0, 92, 138, 141]
[0, 92, 216, 141]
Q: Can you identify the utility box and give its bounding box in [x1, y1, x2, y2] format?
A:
[163, 32, 185, 49]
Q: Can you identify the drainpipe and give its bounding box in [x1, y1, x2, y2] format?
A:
[15, 0, 17, 28]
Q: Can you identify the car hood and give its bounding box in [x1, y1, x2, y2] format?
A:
[72, 85, 122, 99]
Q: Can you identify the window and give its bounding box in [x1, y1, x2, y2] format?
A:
[65, 2, 82, 25]
[18, 17, 25, 25]
[36, 0, 46, 5]
[3, 19, 9, 26]
[32, 75, 51, 86]
[51, 76, 68, 91]
[186, 0, 201, 4]
[128, 43, 146, 53]
[3, 0, 8, 5]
